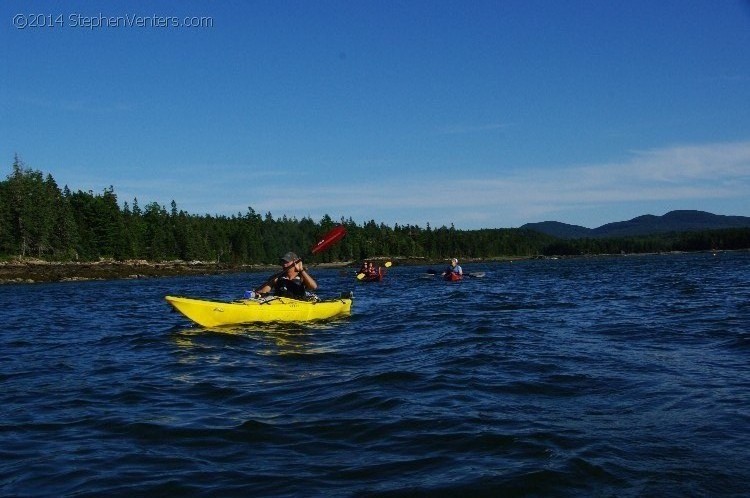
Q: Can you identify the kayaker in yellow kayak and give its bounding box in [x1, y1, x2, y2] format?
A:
[257, 251, 318, 298]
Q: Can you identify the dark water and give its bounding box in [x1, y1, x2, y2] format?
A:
[2, 252, 749, 497]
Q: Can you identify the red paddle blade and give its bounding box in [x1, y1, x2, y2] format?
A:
[311, 225, 347, 254]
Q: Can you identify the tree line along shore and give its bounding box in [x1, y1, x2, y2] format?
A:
[2, 157, 749, 284]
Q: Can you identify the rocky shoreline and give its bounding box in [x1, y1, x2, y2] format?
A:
[0, 259, 276, 284]
[0, 258, 383, 284]
[0, 256, 516, 285]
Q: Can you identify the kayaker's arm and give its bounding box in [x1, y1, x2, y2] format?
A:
[255, 278, 275, 295]
[298, 267, 317, 290]
[289, 259, 318, 290]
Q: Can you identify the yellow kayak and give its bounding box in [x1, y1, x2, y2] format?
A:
[165, 294, 353, 328]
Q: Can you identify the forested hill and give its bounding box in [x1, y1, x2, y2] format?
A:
[2, 158, 750, 262]
[522, 210, 750, 239]
[0, 158, 551, 263]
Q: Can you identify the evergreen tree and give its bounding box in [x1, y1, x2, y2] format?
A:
[4, 156, 56, 257]
[50, 182, 79, 259]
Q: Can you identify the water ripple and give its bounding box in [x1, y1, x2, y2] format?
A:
[1, 252, 750, 496]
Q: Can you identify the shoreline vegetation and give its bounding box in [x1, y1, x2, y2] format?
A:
[3, 159, 749, 285]
[1, 250, 741, 285]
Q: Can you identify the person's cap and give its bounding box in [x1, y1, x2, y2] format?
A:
[451, 258, 458, 264]
[281, 251, 299, 264]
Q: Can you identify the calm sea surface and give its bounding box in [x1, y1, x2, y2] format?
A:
[1, 251, 749, 497]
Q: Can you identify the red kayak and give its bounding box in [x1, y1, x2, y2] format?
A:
[358, 267, 385, 282]
[444, 272, 462, 281]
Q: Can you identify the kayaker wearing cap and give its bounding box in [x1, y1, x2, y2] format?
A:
[256, 251, 318, 298]
[444, 258, 463, 277]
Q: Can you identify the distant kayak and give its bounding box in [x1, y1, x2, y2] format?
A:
[358, 267, 384, 282]
[166, 294, 352, 328]
[443, 272, 463, 282]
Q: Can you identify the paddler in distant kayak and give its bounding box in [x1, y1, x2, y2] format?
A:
[443, 258, 463, 278]
[358, 260, 370, 276]
[357, 261, 379, 279]
[365, 261, 378, 278]
[257, 251, 318, 298]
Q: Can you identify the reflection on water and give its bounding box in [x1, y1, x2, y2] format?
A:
[170, 318, 349, 356]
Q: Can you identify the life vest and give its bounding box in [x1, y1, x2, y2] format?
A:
[274, 276, 307, 298]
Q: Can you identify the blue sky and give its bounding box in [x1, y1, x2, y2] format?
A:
[2, 1, 749, 229]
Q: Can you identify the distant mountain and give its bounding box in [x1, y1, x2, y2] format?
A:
[521, 210, 750, 239]
[520, 221, 592, 239]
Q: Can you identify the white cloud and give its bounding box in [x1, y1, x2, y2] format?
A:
[103, 139, 750, 227]
[295, 139, 750, 226]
